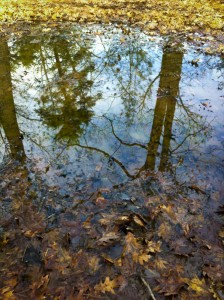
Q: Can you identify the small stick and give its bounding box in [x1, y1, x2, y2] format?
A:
[141, 277, 157, 300]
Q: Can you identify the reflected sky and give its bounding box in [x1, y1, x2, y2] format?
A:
[0, 26, 223, 193]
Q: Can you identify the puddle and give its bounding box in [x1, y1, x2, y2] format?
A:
[0, 24, 224, 299]
[0, 25, 223, 196]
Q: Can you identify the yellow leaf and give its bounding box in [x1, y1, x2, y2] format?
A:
[42, 28, 51, 33]
[219, 230, 224, 238]
[160, 205, 176, 220]
[137, 252, 151, 265]
[94, 277, 117, 294]
[133, 215, 145, 227]
[147, 241, 161, 253]
[88, 256, 101, 272]
[154, 258, 168, 270]
[0, 288, 16, 300]
[188, 277, 207, 295]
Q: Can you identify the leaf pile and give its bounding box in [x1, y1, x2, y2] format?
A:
[0, 165, 223, 299]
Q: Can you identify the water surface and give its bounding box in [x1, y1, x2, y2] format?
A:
[0, 26, 223, 197]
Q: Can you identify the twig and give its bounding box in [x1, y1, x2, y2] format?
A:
[141, 277, 157, 300]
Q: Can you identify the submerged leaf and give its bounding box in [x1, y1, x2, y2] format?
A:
[94, 277, 117, 294]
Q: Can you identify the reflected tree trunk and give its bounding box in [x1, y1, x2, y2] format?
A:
[0, 40, 25, 162]
[144, 45, 183, 171]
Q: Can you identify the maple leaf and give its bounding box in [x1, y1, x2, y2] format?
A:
[94, 277, 117, 294]
[139, 254, 151, 265]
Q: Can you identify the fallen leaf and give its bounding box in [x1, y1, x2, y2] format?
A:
[187, 277, 208, 295]
[156, 274, 186, 296]
[98, 232, 120, 246]
[88, 256, 101, 272]
[133, 252, 151, 265]
[158, 222, 172, 240]
[147, 240, 161, 253]
[133, 215, 145, 227]
[124, 232, 141, 254]
[94, 277, 117, 294]
[154, 257, 168, 270]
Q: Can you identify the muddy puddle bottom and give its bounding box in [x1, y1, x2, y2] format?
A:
[0, 25, 224, 299]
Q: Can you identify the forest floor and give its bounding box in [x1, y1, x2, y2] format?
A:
[0, 0, 224, 299]
[0, 0, 224, 53]
[0, 162, 224, 299]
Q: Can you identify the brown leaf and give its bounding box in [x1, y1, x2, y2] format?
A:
[96, 197, 107, 205]
[98, 232, 120, 246]
[158, 222, 172, 240]
[124, 232, 141, 254]
[154, 257, 168, 270]
[156, 274, 186, 296]
[133, 215, 145, 227]
[203, 265, 224, 282]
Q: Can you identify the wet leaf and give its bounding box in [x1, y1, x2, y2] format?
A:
[98, 232, 120, 246]
[187, 277, 208, 295]
[133, 251, 151, 265]
[156, 274, 186, 296]
[88, 255, 101, 272]
[154, 258, 169, 270]
[147, 240, 161, 253]
[94, 277, 117, 294]
[124, 232, 141, 254]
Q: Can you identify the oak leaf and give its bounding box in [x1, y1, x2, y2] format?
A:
[98, 232, 120, 246]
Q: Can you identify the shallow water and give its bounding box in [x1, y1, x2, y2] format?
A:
[0, 25, 223, 197]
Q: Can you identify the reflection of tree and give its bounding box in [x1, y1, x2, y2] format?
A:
[5, 30, 214, 184]
[144, 44, 183, 171]
[82, 42, 207, 179]
[103, 35, 156, 121]
[36, 37, 100, 142]
[0, 40, 25, 162]
[61, 39, 209, 180]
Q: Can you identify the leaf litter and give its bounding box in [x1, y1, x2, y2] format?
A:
[0, 163, 223, 299]
[0, 0, 224, 54]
